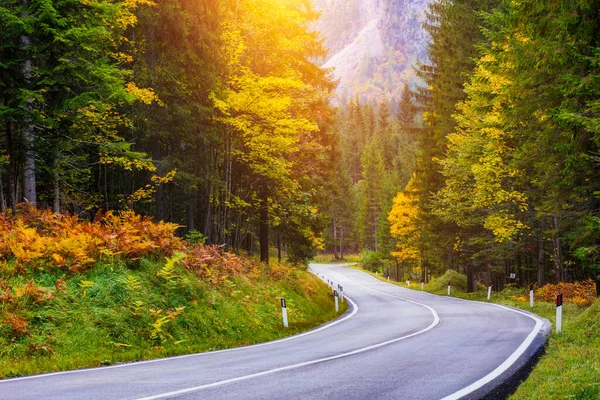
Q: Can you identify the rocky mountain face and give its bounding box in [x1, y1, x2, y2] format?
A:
[313, 0, 430, 103]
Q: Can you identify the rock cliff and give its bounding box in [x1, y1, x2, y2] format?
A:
[313, 0, 430, 103]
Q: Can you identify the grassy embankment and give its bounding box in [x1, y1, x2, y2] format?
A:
[343, 258, 599, 399]
[0, 208, 346, 379]
[311, 253, 362, 264]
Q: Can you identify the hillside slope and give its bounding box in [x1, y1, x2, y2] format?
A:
[0, 207, 345, 378]
[314, 0, 430, 102]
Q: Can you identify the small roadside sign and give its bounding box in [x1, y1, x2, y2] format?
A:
[281, 298, 288, 328]
[556, 293, 563, 333]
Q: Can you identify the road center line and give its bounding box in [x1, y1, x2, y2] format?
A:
[135, 291, 440, 400]
[349, 267, 546, 400]
[1, 273, 359, 384]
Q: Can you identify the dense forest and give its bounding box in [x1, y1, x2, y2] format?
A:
[0, 0, 335, 264]
[1, 0, 599, 294]
[386, 0, 600, 294]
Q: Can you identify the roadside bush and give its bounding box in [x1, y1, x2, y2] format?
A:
[430, 269, 468, 291]
[361, 251, 381, 272]
[536, 279, 596, 307]
[0, 205, 182, 275]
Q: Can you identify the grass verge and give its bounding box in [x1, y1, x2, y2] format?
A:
[311, 253, 362, 264]
[346, 263, 599, 399]
[0, 259, 347, 379]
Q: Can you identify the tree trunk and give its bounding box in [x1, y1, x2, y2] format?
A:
[20, 4, 36, 206]
[7, 125, 17, 212]
[339, 225, 344, 259]
[53, 144, 60, 213]
[21, 75, 36, 204]
[204, 183, 213, 244]
[187, 200, 195, 232]
[104, 163, 109, 210]
[0, 165, 5, 213]
[537, 221, 545, 286]
[333, 216, 339, 259]
[466, 266, 475, 293]
[259, 193, 269, 264]
[225, 133, 233, 248]
[153, 140, 166, 221]
[276, 229, 282, 264]
[552, 213, 562, 283]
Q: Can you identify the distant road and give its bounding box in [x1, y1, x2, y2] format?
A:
[0, 264, 549, 400]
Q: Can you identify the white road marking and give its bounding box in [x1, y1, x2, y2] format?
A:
[440, 303, 543, 400]
[135, 290, 440, 400]
[345, 266, 546, 400]
[0, 270, 359, 384]
[135, 267, 440, 400]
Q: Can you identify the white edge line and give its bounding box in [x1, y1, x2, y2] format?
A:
[135, 283, 441, 400]
[346, 266, 546, 400]
[0, 270, 358, 384]
[440, 304, 544, 400]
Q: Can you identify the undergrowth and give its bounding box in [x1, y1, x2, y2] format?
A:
[311, 253, 362, 264]
[0, 206, 346, 378]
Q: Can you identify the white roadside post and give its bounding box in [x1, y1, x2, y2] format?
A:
[529, 283, 534, 308]
[421, 280, 424, 291]
[387, 276, 390, 282]
[487, 282, 492, 301]
[447, 281, 451, 296]
[340, 285, 344, 302]
[281, 298, 288, 328]
[334, 290, 339, 313]
[406, 280, 410, 287]
[375, 271, 378, 277]
[556, 293, 563, 334]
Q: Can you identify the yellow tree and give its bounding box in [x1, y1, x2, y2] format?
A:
[388, 175, 421, 278]
[436, 50, 528, 243]
[212, 0, 333, 263]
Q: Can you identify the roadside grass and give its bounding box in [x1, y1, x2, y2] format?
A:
[311, 253, 362, 264]
[0, 259, 346, 379]
[346, 263, 599, 400]
[0, 208, 348, 379]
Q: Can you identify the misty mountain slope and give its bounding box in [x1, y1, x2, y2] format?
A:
[314, 0, 430, 103]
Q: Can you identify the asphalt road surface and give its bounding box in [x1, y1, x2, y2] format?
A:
[0, 264, 549, 400]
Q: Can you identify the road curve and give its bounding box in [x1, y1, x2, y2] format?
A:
[0, 264, 549, 400]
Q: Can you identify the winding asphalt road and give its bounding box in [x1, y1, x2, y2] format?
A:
[0, 264, 550, 400]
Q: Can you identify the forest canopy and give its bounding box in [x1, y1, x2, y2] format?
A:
[0, 0, 334, 264]
[1, 0, 599, 293]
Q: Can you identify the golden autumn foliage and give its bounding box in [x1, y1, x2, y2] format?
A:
[512, 280, 597, 306]
[0, 205, 182, 275]
[0, 205, 302, 350]
[535, 280, 597, 307]
[388, 175, 421, 266]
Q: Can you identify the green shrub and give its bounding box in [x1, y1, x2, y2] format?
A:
[184, 230, 207, 245]
[430, 269, 468, 291]
[361, 251, 381, 272]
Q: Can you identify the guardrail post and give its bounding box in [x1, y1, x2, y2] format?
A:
[281, 298, 288, 328]
[334, 290, 339, 313]
[556, 293, 563, 334]
[529, 284, 534, 308]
